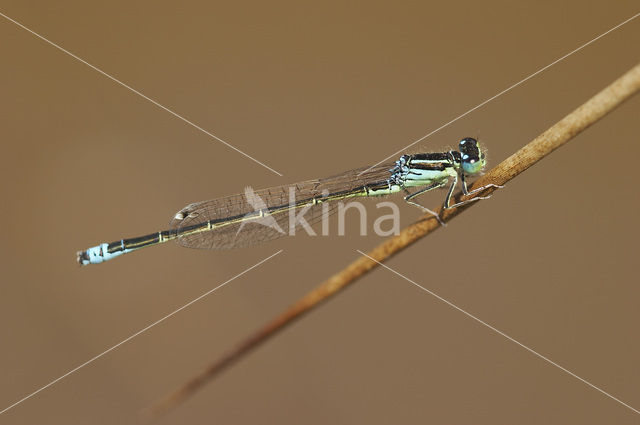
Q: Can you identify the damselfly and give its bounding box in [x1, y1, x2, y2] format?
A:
[77, 138, 501, 265]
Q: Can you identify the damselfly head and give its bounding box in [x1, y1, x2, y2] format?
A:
[458, 137, 486, 175]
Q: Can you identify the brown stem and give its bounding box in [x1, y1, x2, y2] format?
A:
[145, 62, 640, 420]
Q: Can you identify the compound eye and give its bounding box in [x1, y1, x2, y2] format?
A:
[462, 158, 483, 174]
[459, 137, 477, 149]
[460, 137, 480, 158]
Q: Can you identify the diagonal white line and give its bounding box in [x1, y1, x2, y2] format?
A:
[358, 11, 640, 176]
[357, 250, 640, 415]
[0, 11, 283, 177]
[0, 250, 283, 416]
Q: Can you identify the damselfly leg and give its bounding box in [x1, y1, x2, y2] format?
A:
[445, 170, 504, 210]
[403, 183, 447, 226]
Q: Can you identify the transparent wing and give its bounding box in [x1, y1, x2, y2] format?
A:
[170, 162, 395, 250]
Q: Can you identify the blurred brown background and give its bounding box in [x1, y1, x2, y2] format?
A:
[1, 1, 638, 424]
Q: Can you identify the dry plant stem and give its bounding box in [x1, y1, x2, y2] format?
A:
[147, 62, 640, 419]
